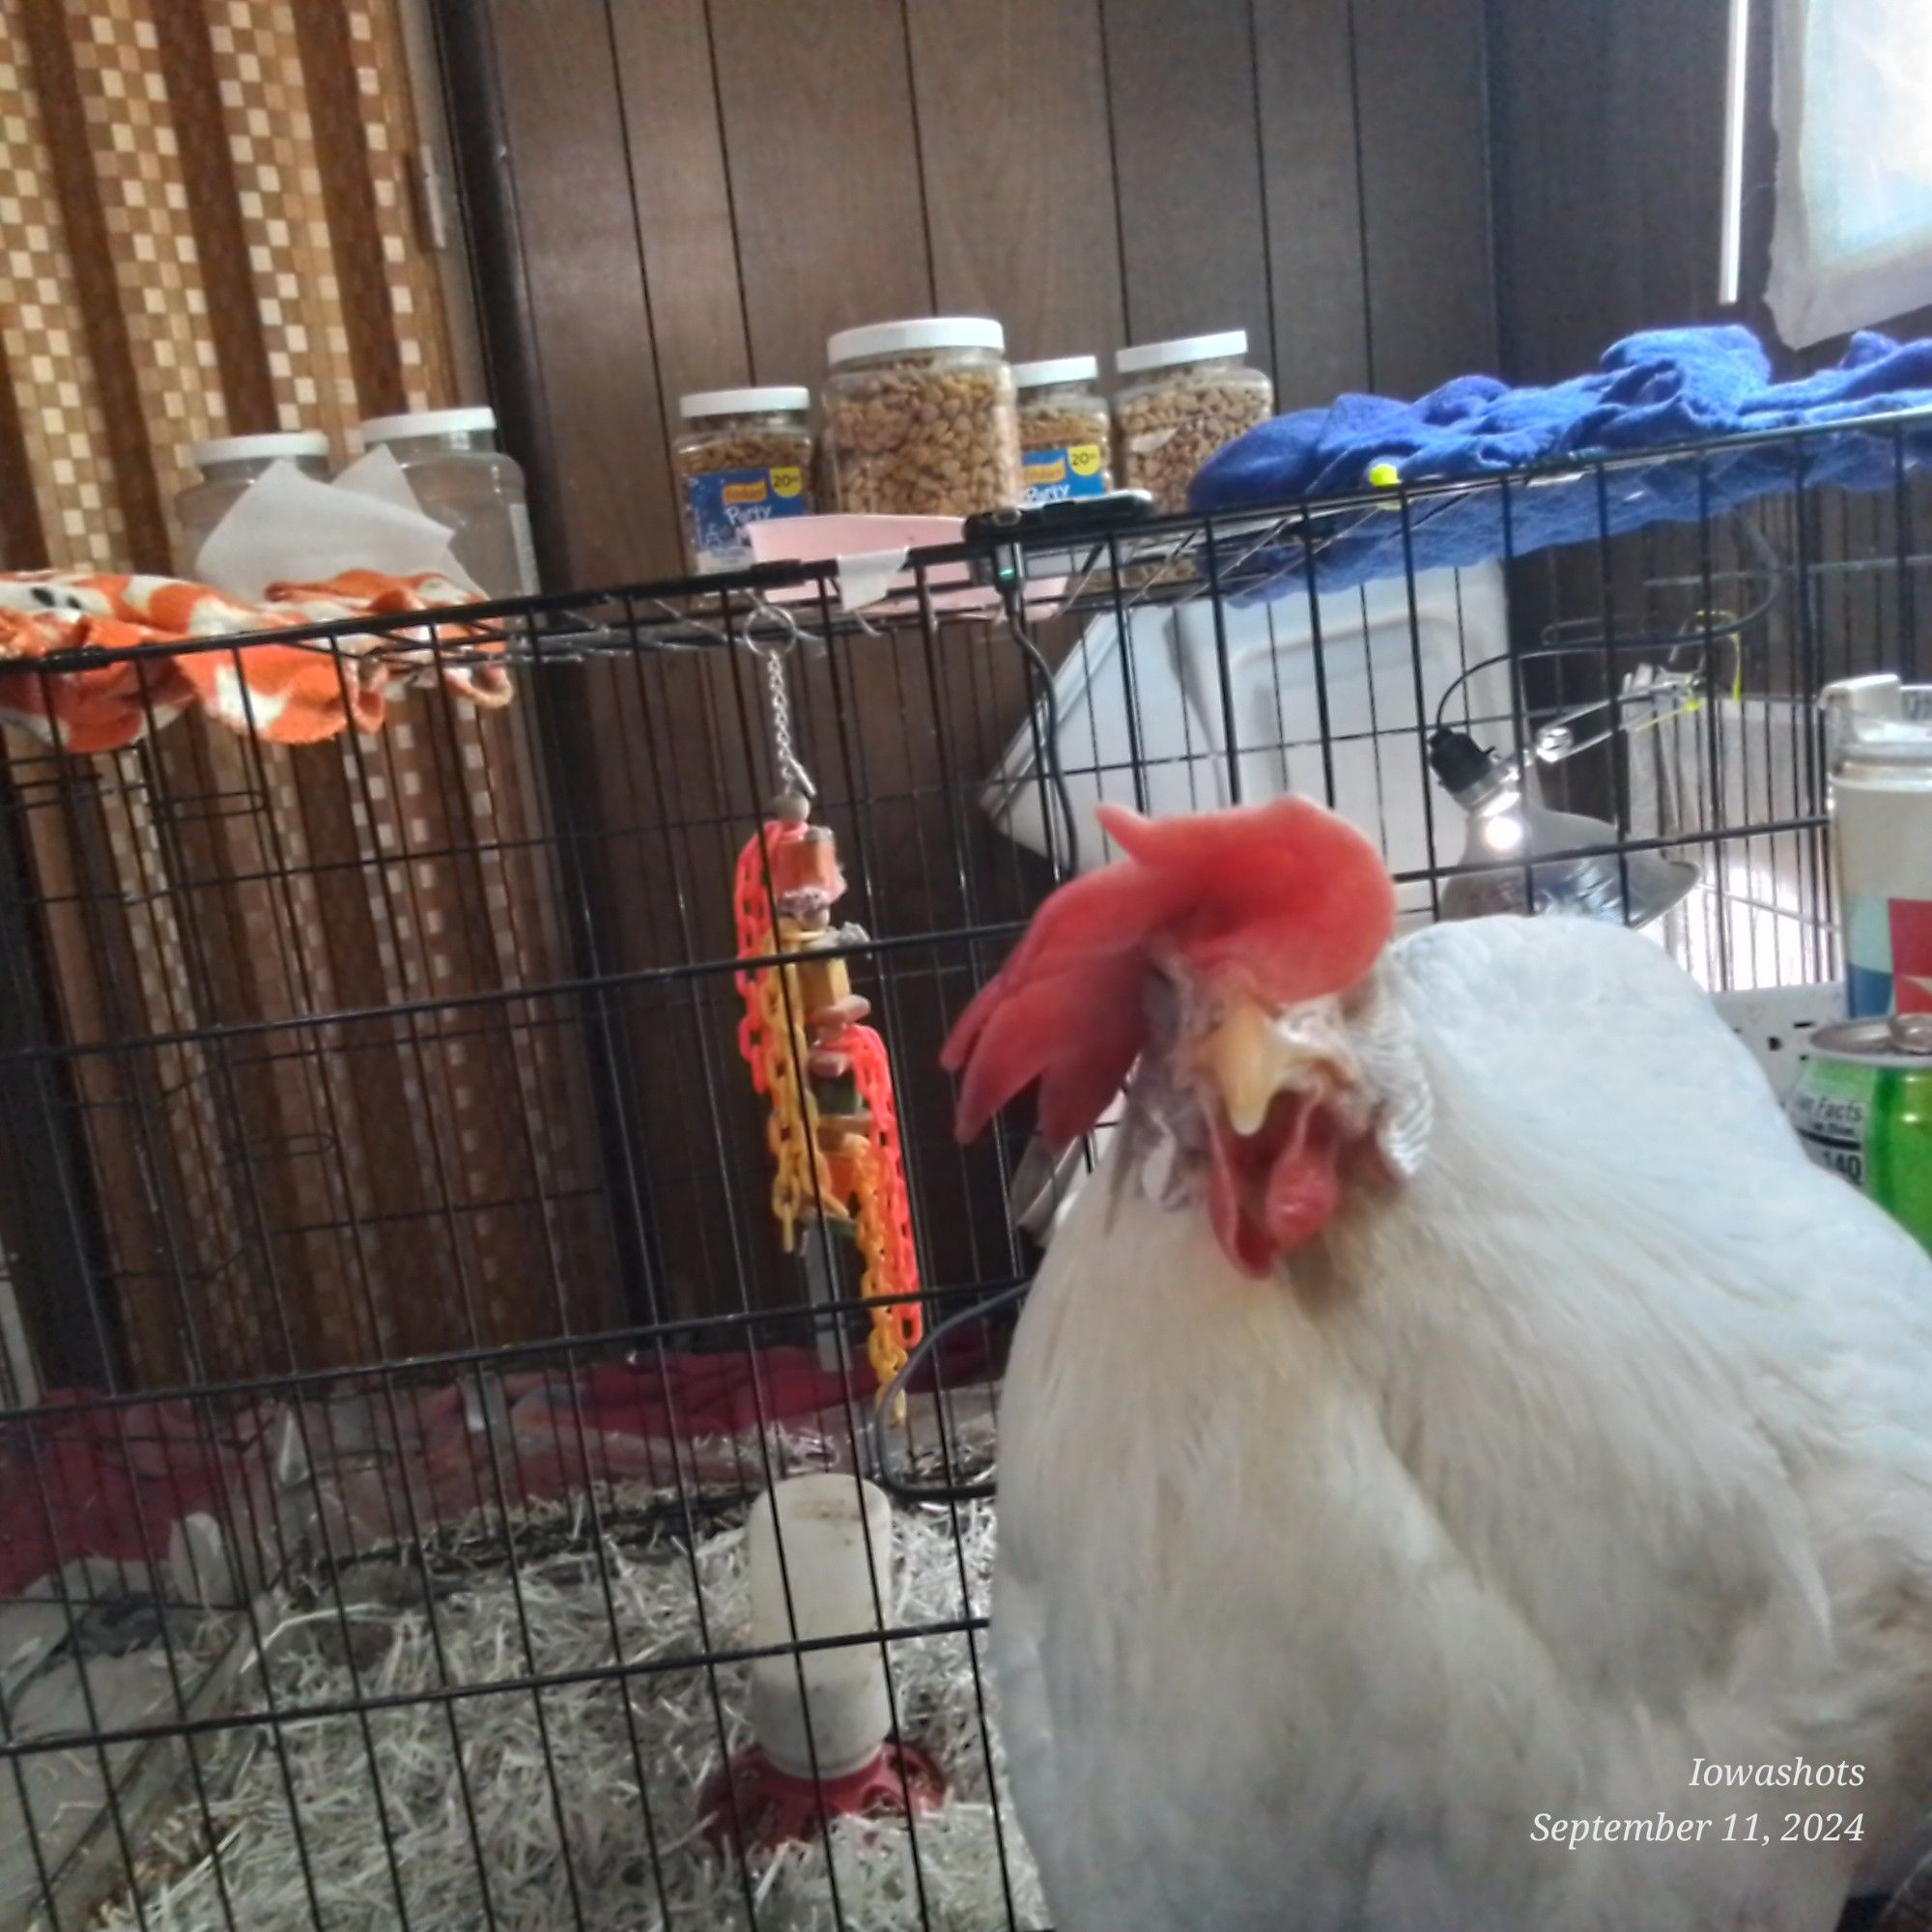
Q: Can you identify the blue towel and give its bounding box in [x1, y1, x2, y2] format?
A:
[1189, 327, 1932, 596]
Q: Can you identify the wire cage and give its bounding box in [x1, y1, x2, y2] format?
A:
[0, 412, 1926, 1932]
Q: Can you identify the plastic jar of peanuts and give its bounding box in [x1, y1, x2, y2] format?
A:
[1014, 355, 1113, 506]
[820, 318, 1021, 518]
[1114, 331, 1273, 514]
[672, 387, 815, 574]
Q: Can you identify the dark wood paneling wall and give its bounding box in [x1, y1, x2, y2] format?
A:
[1352, 0, 1496, 398]
[710, 1, 936, 391]
[447, 0, 1498, 590]
[483, 3, 670, 590]
[437, 0, 1499, 1324]
[907, 3, 1123, 355]
[1254, 0, 1371, 404]
[1489, 0, 1932, 378]
[1489, 0, 1739, 384]
[610, 0, 752, 410]
[1102, 0, 1274, 369]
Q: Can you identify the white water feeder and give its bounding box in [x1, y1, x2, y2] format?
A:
[700, 1474, 944, 1851]
[748, 1474, 895, 1777]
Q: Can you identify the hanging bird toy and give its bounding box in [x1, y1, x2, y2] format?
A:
[731, 634, 922, 1395]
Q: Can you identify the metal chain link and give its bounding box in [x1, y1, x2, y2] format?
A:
[743, 602, 814, 800]
[762, 641, 813, 799]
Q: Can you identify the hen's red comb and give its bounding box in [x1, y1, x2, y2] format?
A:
[942, 798, 1394, 1147]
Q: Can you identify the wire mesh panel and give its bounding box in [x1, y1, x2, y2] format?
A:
[0, 415, 1924, 1932]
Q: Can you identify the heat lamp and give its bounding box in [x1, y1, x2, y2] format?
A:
[698, 1474, 944, 1852]
[1428, 700, 1699, 928]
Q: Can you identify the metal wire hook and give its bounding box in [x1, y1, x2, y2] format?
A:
[739, 597, 808, 660]
[737, 598, 815, 799]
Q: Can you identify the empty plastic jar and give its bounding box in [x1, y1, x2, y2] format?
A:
[1014, 355, 1113, 505]
[819, 317, 1021, 518]
[357, 405, 537, 599]
[673, 386, 816, 573]
[1114, 330, 1273, 514]
[174, 431, 330, 578]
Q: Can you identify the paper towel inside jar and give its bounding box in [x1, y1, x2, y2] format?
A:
[191, 455, 477, 603]
[330, 444, 430, 517]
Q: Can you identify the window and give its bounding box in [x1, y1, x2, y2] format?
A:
[1766, 0, 1932, 347]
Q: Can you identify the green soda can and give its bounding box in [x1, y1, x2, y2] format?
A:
[1788, 1013, 1932, 1252]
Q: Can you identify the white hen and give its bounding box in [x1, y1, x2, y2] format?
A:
[945, 798, 1932, 1932]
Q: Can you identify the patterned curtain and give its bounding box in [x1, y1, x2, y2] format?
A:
[0, 0, 621, 1388]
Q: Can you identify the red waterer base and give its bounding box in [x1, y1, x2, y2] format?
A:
[698, 1740, 947, 1853]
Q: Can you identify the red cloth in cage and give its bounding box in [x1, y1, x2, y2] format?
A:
[0, 1334, 1007, 1594]
[0, 1392, 228, 1598]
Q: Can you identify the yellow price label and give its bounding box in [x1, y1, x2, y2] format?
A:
[1067, 443, 1102, 478]
[771, 466, 805, 498]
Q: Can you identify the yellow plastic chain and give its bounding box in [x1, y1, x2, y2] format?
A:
[754, 957, 837, 1250]
[849, 1141, 907, 1388]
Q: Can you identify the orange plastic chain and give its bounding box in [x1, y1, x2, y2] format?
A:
[733, 822, 923, 1390]
[734, 824, 831, 1245]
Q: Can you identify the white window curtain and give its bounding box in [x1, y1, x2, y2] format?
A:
[1766, 0, 1932, 348]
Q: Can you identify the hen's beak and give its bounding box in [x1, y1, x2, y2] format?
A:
[1194, 994, 1357, 1273]
[1199, 998, 1286, 1134]
[1198, 995, 1344, 1129]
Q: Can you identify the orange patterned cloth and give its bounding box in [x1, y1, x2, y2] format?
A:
[0, 569, 512, 753]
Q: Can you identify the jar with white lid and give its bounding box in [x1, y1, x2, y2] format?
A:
[1825, 674, 1932, 1017]
[358, 405, 536, 599]
[672, 386, 816, 574]
[1114, 330, 1273, 514]
[1014, 355, 1113, 506]
[174, 431, 331, 578]
[820, 317, 1021, 518]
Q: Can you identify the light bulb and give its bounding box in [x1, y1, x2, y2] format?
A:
[1429, 726, 1698, 928]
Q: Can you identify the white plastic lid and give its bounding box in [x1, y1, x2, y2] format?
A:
[190, 430, 329, 469]
[827, 316, 1006, 365]
[358, 406, 498, 445]
[1115, 330, 1249, 376]
[680, 386, 811, 420]
[1826, 675, 1932, 768]
[1012, 355, 1099, 389]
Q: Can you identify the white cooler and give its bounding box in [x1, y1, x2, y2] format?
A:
[980, 563, 1512, 926]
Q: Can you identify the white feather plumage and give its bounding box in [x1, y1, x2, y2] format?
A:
[994, 914, 1932, 1932]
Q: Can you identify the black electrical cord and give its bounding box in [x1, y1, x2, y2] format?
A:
[862, 551, 1085, 1509]
[1430, 594, 1777, 737]
[1435, 516, 1785, 734]
[869, 1280, 1030, 1507]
